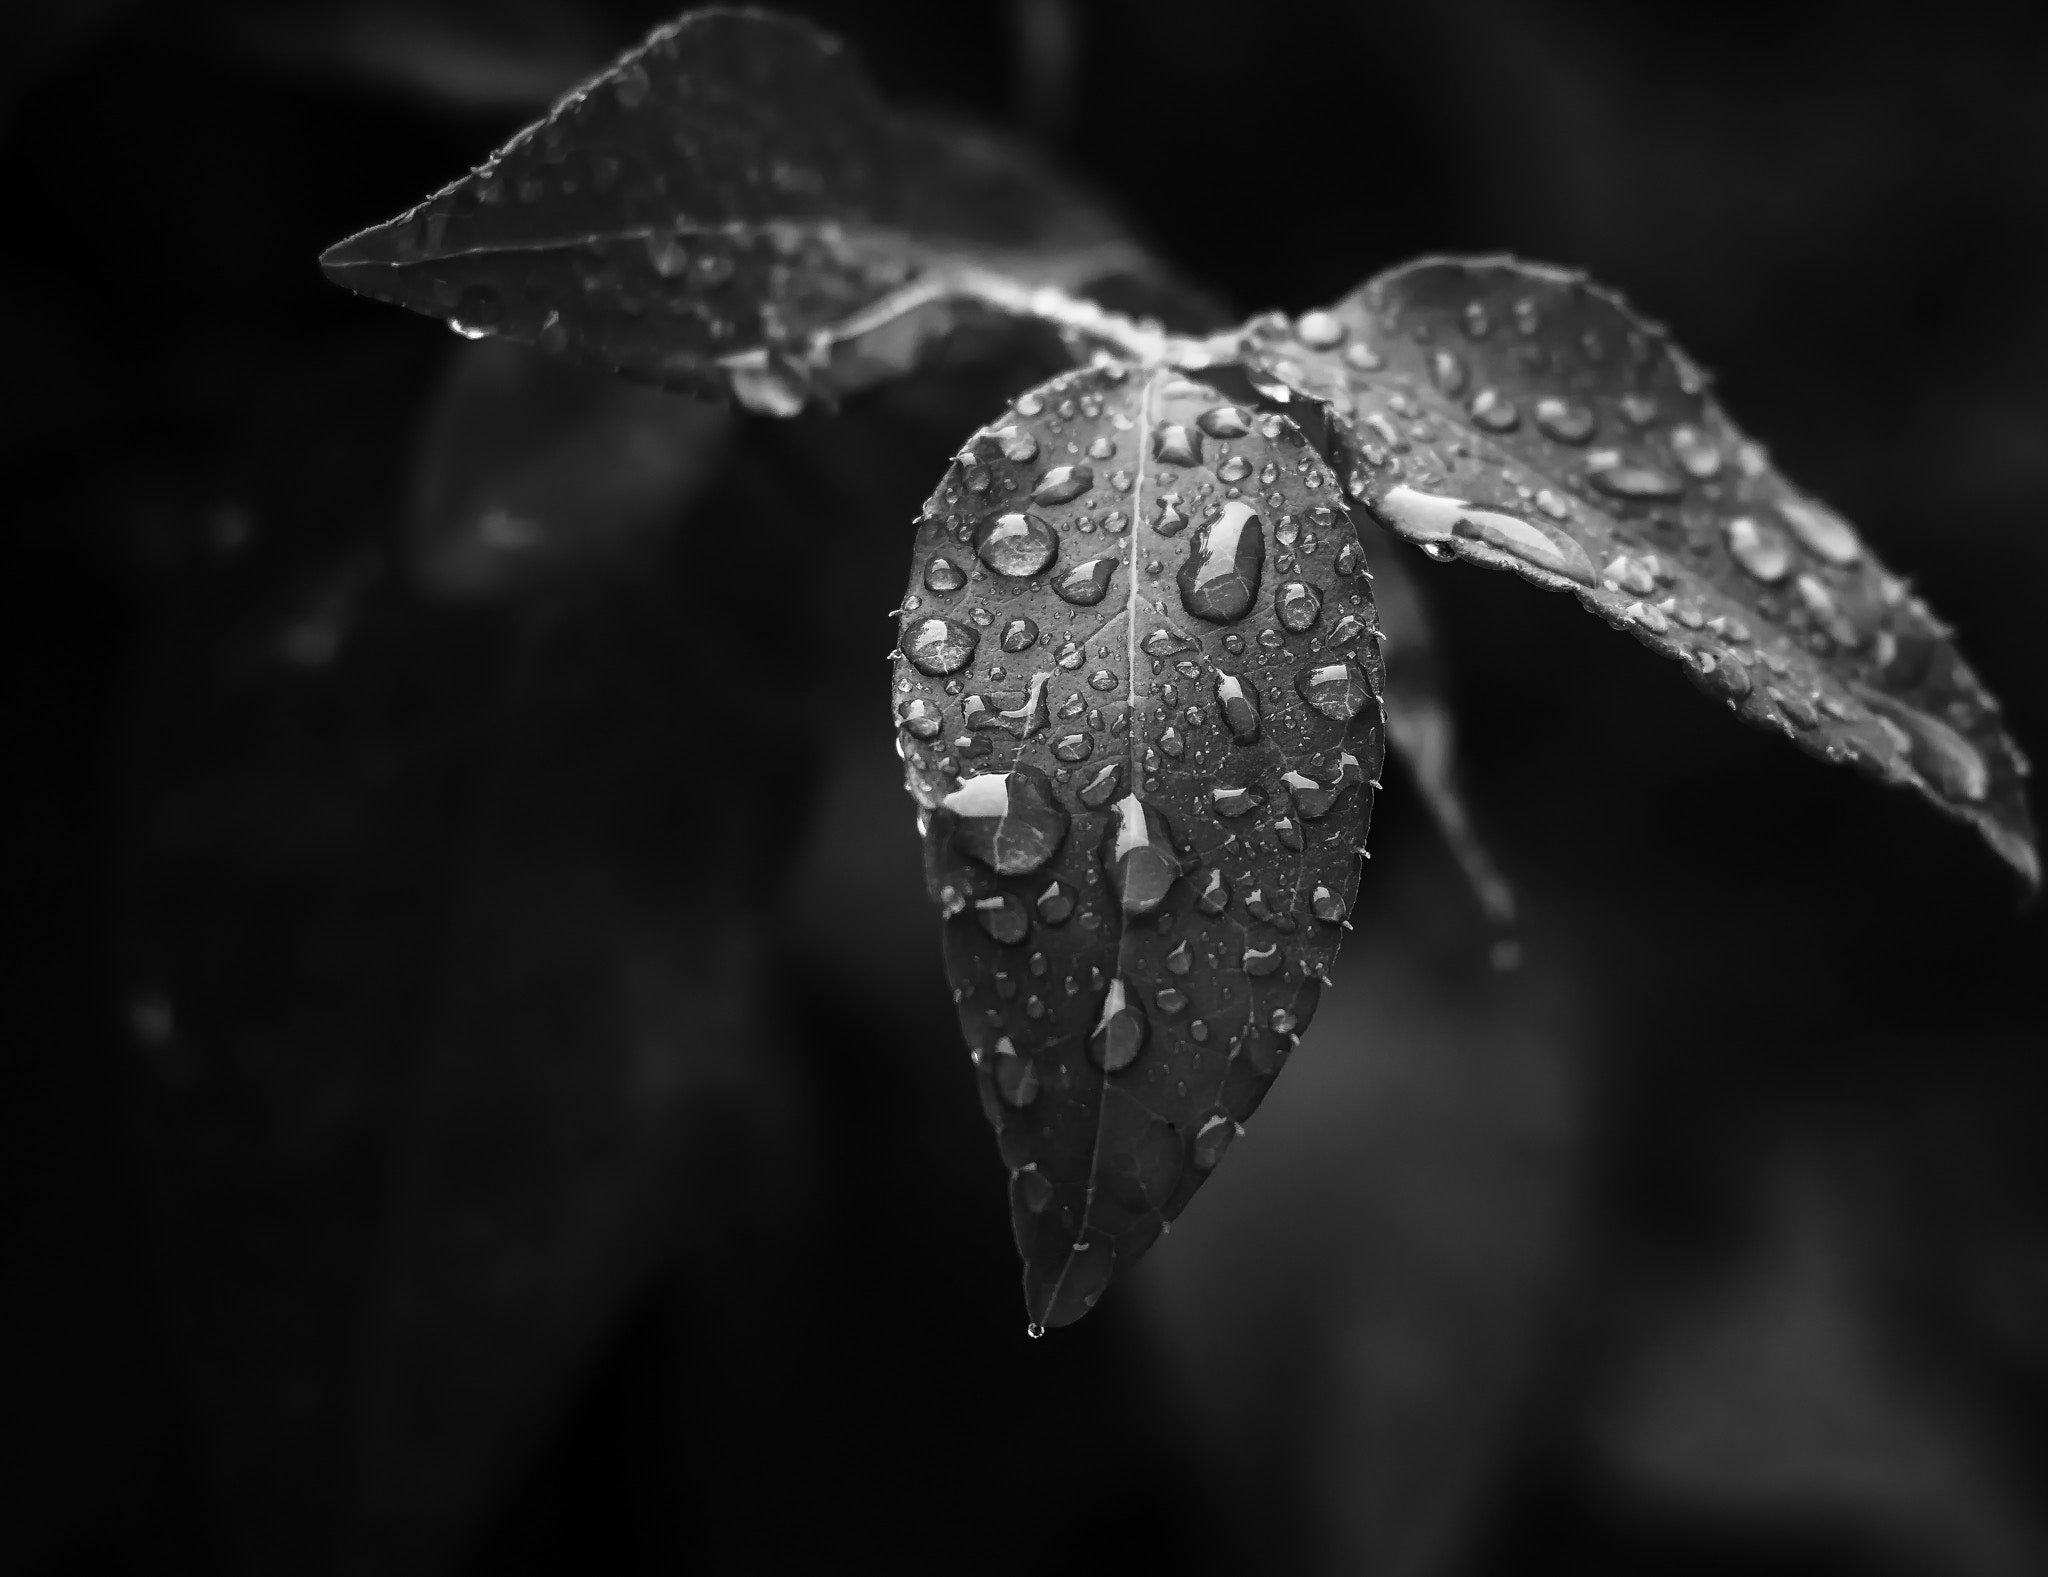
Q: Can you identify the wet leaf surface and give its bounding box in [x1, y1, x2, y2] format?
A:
[893, 363, 1385, 1328]
[1242, 257, 2037, 886]
[320, 8, 1154, 413]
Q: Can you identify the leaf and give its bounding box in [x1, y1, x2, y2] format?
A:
[1239, 256, 2038, 886]
[319, 8, 1158, 413]
[1370, 541, 1518, 956]
[892, 363, 1385, 1329]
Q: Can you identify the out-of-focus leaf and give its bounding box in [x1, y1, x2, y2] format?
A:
[1370, 541, 1517, 959]
[320, 9, 1157, 413]
[892, 363, 1384, 1329]
[405, 336, 731, 600]
[1242, 257, 2037, 886]
[115, 359, 804, 1576]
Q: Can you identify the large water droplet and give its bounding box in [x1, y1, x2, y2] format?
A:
[1153, 424, 1202, 467]
[1033, 464, 1095, 505]
[1295, 659, 1376, 720]
[1275, 581, 1323, 632]
[1776, 496, 1862, 565]
[1054, 555, 1118, 606]
[944, 766, 1068, 875]
[977, 512, 1059, 577]
[974, 893, 1030, 944]
[1215, 672, 1261, 743]
[1178, 500, 1265, 623]
[924, 556, 965, 593]
[1533, 397, 1596, 444]
[1725, 515, 1792, 583]
[901, 618, 978, 675]
[1102, 795, 1182, 916]
[1089, 979, 1148, 1071]
[1198, 405, 1254, 439]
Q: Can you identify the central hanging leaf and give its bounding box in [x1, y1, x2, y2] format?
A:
[892, 363, 1385, 1328]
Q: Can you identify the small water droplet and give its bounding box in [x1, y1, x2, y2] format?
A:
[1795, 573, 1866, 649]
[1468, 388, 1519, 431]
[1533, 397, 1596, 445]
[1585, 451, 1682, 499]
[1343, 341, 1383, 371]
[1089, 979, 1148, 1071]
[1033, 464, 1095, 506]
[1087, 668, 1119, 692]
[1670, 424, 1722, 478]
[1000, 617, 1040, 652]
[1776, 496, 1862, 566]
[1076, 762, 1124, 808]
[1014, 391, 1046, 417]
[1166, 940, 1194, 974]
[1190, 1113, 1236, 1169]
[1211, 783, 1267, 819]
[1101, 796, 1182, 916]
[896, 698, 944, 739]
[924, 556, 965, 593]
[1087, 436, 1117, 460]
[1311, 885, 1347, 923]
[1430, 349, 1468, 395]
[1053, 733, 1093, 762]
[1275, 582, 1323, 633]
[1035, 880, 1076, 924]
[1242, 942, 1283, 977]
[1140, 626, 1196, 659]
[1296, 310, 1346, 349]
[1054, 556, 1118, 606]
[1335, 540, 1365, 577]
[1326, 613, 1368, 647]
[1295, 658, 1376, 719]
[1153, 423, 1203, 467]
[1193, 868, 1231, 914]
[974, 893, 1031, 944]
[977, 512, 1059, 577]
[1014, 1163, 1054, 1213]
[1725, 515, 1792, 583]
[901, 618, 978, 675]
[1217, 455, 1252, 484]
[1056, 641, 1084, 670]
[1273, 816, 1304, 851]
[1198, 405, 1254, 439]
[1154, 987, 1189, 1014]
[992, 1036, 1040, 1106]
[1215, 672, 1262, 743]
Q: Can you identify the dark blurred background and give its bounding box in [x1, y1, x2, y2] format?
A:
[9, 1, 2048, 1573]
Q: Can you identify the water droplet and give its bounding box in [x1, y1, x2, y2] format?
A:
[1430, 350, 1468, 395]
[1533, 397, 1596, 445]
[1033, 465, 1095, 506]
[977, 512, 1059, 577]
[1273, 817, 1303, 851]
[1343, 341, 1383, 371]
[1335, 540, 1365, 577]
[1275, 582, 1323, 633]
[1326, 613, 1368, 647]
[1055, 556, 1118, 606]
[992, 1044, 1041, 1110]
[1864, 695, 1989, 802]
[1190, 1113, 1237, 1169]
[1153, 424, 1203, 467]
[924, 556, 965, 593]
[1053, 733, 1093, 762]
[1602, 555, 1658, 597]
[1198, 405, 1254, 439]
[1035, 880, 1076, 924]
[1014, 391, 1046, 417]
[1586, 451, 1682, 499]
[901, 618, 978, 675]
[974, 893, 1031, 944]
[993, 425, 1039, 464]
[1166, 940, 1194, 974]
[1140, 626, 1196, 659]
[944, 766, 1068, 875]
[1089, 979, 1148, 1071]
[1214, 672, 1261, 743]
[1154, 493, 1190, 536]
[1296, 310, 1346, 349]
[1295, 659, 1376, 720]
[1193, 868, 1231, 914]
[1056, 641, 1084, 670]
[1670, 424, 1722, 478]
[1725, 515, 1792, 583]
[1242, 942, 1283, 977]
[1154, 987, 1189, 1014]
[1794, 573, 1866, 649]
[1087, 436, 1117, 460]
[1211, 783, 1266, 818]
[1776, 496, 1862, 565]
[1001, 617, 1040, 652]
[1101, 796, 1182, 916]
[1311, 885, 1347, 923]
[1014, 1163, 1054, 1213]
[1076, 762, 1124, 808]
[1217, 455, 1253, 484]
[1087, 669, 1119, 692]
[1469, 388, 1519, 431]
[1282, 753, 1365, 818]
[1178, 500, 1266, 623]
[897, 698, 943, 739]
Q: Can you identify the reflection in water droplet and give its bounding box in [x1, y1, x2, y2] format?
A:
[1178, 501, 1265, 623]
[1089, 979, 1148, 1071]
[1033, 465, 1095, 506]
[1001, 617, 1040, 652]
[925, 556, 965, 593]
[977, 512, 1059, 577]
[1725, 515, 1792, 583]
[1275, 582, 1323, 632]
[1215, 673, 1261, 743]
[1153, 424, 1202, 467]
[1154, 494, 1189, 536]
[1102, 795, 1182, 916]
[901, 618, 978, 675]
[1055, 556, 1118, 606]
[1777, 496, 1862, 565]
[944, 766, 1068, 874]
[1211, 783, 1266, 818]
[974, 893, 1031, 944]
[1534, 397, 1595, 444]
[1295, 659, 1376, 720]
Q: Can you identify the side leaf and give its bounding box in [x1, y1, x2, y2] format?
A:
[891, 364, 1385, 1328]
[1242, 257, 2036, 885]
[320, 9, 1156, 412]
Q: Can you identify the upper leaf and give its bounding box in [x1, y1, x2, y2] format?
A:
[1241, 257, 2037, 886]
[891, 363, 1385, 1328]
[319, 8, 1156, 411]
